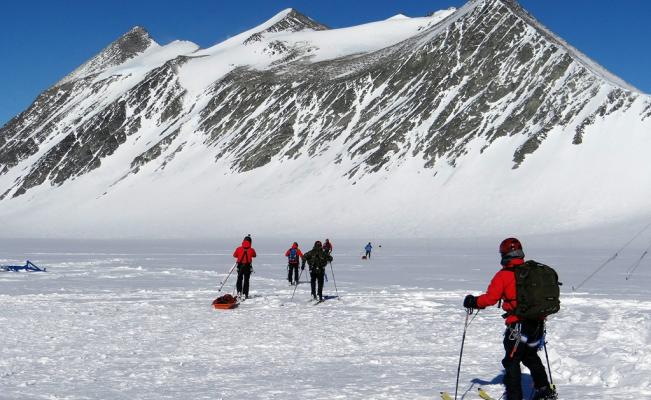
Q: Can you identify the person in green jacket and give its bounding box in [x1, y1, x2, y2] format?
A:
[302, 240, 333, 301]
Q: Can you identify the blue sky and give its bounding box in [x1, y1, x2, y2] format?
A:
[1, 0, 650, 126]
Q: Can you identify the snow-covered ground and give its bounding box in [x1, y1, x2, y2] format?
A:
[1, 236, 651, 399]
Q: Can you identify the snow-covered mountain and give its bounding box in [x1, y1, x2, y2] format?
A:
[1, 0, 650, 239]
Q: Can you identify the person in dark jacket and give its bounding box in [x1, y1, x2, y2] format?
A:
[302, 240, 333, 301]
[463, 238, 557, 400]
[233, 237, 256, 299]
[285, 242, 304, 285]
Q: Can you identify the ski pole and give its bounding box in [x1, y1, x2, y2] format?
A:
[455, 308, 479, 400]
[218, 262, 237, 292]
[625, 246, 650, 280]
[290, 266, 305, 301]
[543, 339, 554, 388]
[329, 261, 339, 299]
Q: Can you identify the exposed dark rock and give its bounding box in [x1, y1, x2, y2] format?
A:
[265, 41, 290, 56]
[244, 9, 328, 47]
[574, 114, 596, 145]
[0, 188, 11, 201]
[0, 79, 85, 171]
[264, 9, 329, 33]
[14, 133, 77, 197]
[643, 101, 651, 121]
[513, 135, 543, 167]
[1, 0, 646, 199]
[130, 128, 180, 173]
[243, 33, 263, 46]
[192, 0, 637, 176]
[51, 101, 129, 185]
[131, 129, 180, 173]
[157, 142, 186, 171]
[56, 26, 154, 85]
[0, 138, 39, 174]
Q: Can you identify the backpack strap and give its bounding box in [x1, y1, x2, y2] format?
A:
[499, 266, 518, 316]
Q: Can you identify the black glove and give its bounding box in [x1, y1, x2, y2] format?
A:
[463, 294, 479, 309]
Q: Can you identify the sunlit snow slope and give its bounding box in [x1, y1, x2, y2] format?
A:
[1, 0, 650, 239]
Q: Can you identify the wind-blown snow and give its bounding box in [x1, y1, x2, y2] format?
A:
[2, 237, 651, 399]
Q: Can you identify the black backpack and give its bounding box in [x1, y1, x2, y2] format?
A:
[511, 260, 561, 319]
[308, 249, 328, 272]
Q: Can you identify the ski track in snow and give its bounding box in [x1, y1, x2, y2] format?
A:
[1, 240, 651, 400]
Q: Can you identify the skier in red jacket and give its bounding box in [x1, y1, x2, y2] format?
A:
[463, 238, 556, 400]
[285, 242, 304, 285]
[322, 238, 333, 255]
[233, 236, 256, 299]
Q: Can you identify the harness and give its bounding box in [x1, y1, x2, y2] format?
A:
[507, 322, 545, 359]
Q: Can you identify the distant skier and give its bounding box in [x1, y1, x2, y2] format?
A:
[462, 238, 557, 400]
[364, 242, 373, 259]
[302, 240, 333, 301]
[233, 236, 257, 299]
[322, 238, 333, 255]
[285, 242, 304, 285]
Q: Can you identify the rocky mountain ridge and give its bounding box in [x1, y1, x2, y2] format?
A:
[1, 0, 649, 238]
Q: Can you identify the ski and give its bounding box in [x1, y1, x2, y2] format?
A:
[478, 388, 495, 400]
[440, 388, 495, 400]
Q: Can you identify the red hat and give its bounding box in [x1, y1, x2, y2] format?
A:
[499, 237, 524, 258]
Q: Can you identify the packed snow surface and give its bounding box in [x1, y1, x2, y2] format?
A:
[2, 236, 651, 399]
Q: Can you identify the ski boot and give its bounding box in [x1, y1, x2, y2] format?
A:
[532, 385, 557, 400]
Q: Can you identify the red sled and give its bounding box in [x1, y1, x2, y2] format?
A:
[212, 294, 239, 310]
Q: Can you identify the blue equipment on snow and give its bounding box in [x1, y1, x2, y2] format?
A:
[1, 260, 47, 272]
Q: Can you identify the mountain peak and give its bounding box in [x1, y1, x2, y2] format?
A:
[478, 0, 519, 7]
[3, 2, 650, 239]
[108, 25, 156, 57]
[489, 0, 637, 91]
[263, 8, 329, 33]
[241, 9, 328, 46]
[386, 14, 410, 21]
[123, 25, 152, 40]
[56, 25, 156, 86]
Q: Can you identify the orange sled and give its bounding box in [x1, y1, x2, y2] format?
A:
[212, 294, 239, 310]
